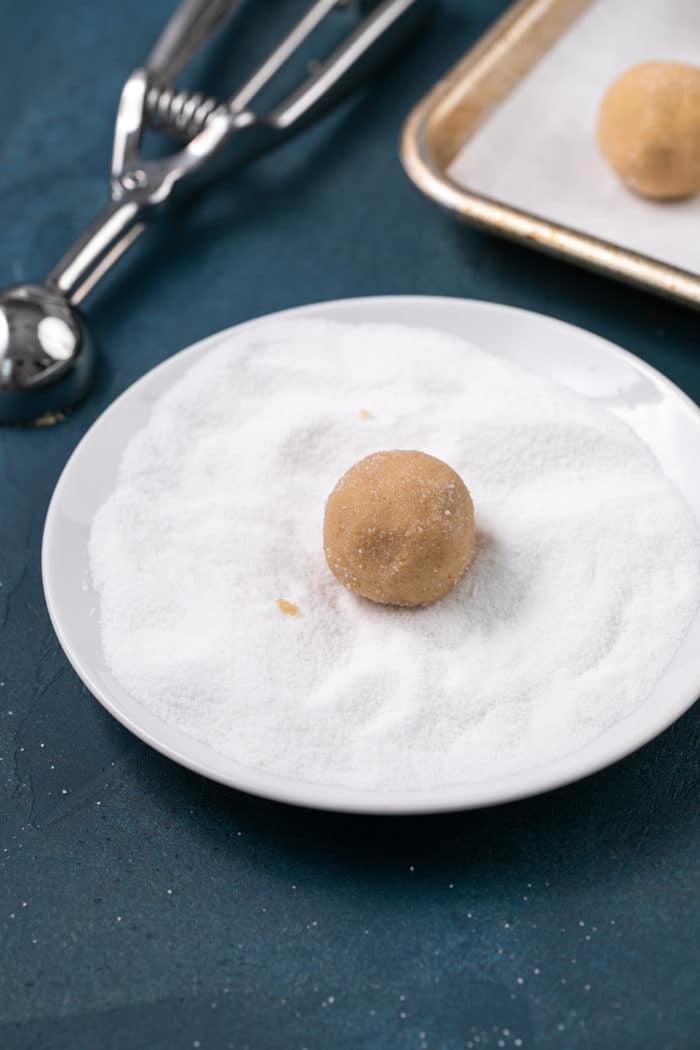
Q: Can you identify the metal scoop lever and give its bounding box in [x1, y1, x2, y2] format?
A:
[0, 0, 432, 424]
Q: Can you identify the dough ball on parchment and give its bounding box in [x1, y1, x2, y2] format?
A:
[597, 61, 700, 200]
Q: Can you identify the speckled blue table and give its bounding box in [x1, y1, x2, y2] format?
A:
[1, 2, 699, 1048]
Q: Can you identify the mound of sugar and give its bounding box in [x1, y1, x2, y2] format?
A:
[88, 319, 700, 790]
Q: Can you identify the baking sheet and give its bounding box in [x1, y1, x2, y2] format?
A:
[447, 0, 700, 274]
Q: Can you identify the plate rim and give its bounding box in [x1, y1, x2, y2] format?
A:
[42, 295, 700, 814]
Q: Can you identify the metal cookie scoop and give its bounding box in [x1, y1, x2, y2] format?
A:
[0, 0, 432, 425]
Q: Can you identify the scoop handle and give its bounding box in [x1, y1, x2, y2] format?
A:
[145, 0, 243, 84]
[272, 0, 436, 131]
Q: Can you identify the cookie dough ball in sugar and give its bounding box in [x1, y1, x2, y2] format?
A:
[323, 450, 475, 607]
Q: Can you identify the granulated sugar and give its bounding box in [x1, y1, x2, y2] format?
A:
[88, 319, 700, 790]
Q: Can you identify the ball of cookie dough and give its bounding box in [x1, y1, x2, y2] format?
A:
[323, 450, 475, 607]
[597, 61, 700, 199]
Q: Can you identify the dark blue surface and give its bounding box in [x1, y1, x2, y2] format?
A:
[1, 2, 699, 1048]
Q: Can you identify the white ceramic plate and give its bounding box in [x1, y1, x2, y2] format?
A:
[42, 297, 700, 814]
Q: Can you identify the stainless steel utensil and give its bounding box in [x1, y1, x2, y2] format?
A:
[0, 0, 432, 424]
